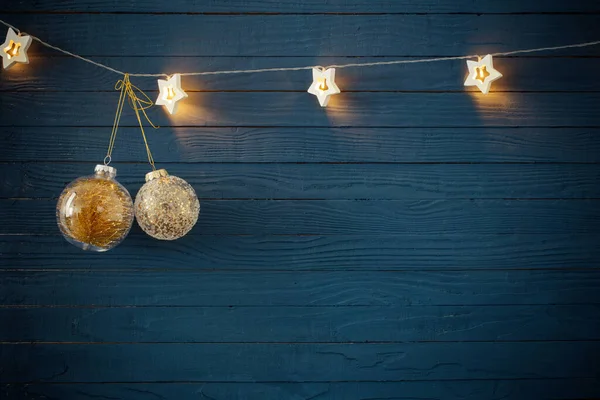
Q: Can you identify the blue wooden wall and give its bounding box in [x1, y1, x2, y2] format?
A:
[1, 1, 600, 399]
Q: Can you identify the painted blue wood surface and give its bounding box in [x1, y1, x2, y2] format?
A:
[3, 234, 600, 270]
[3, 0, 600, 13]
[3, 270, 600, 306]
[4, 380, 600, 400]
[3, 342, 600, 382]
[3, 14, 600, 57]
[3, 127, 600, 163]
[1, 1, 599, 399]
[4, 92, 600, 127]
[3, 305, 600, 342]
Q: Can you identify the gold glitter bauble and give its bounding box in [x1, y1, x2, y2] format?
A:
[56, 165, 134, 251]
[134, 169, 200, 240]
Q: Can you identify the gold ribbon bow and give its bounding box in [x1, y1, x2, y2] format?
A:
[105, 73, 159, 170]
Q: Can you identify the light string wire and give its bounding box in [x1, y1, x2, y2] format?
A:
[105, 73, 159, 169]
[1, 18, 600, 78]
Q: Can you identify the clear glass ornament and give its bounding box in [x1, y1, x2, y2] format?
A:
[56, 165, 134, 251]
[135, 169, 200, 240]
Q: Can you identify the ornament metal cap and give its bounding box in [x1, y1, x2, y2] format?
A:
[94, 164, 117, 178]
[145, 169, 169, 182]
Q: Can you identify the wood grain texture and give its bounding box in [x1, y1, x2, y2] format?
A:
[4, 379, 600, 400]
[3, 163, 600, 199]
[3, 0, 600, 13]
[3, 127, 600, 163]
[3, 233, 598, 270]
[2, 199, 598, 235]
[2, 1, 600, 395]
[4, 14, 600, 57]
[2, 342, 600, 382]
[3, 57, 600, 92]
[3, 92, 600, 128]
[2, 270, 599, 306]
[2, 305, 599, 343]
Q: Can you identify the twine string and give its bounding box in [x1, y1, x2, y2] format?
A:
[104, 75, 127, 165]
[1, 18, 599, 78]
[106, 74, 159, 169]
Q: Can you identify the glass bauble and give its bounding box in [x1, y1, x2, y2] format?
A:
[56, 165, 134, 251]
[134, 169, 200, 240]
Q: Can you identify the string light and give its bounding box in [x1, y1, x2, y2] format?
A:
[464, 54, 503, 94]
[307, 67, 341, 107]
[0, 19, 599, 105]
[155, 73, 188, 114]
[1, 28, 31, 69]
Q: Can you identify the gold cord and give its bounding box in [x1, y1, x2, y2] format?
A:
[105, 73, 159, 170]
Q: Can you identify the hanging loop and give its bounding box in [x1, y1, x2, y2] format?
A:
[104, 74, 159, 170]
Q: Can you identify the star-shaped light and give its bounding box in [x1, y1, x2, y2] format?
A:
[307, 67, 340, 107]
[464, 54, 502, 95]
[1, 28, 32, 70]
[155, 74, 188, 114]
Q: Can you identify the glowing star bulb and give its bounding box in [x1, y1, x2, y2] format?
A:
[464, 54, 503, 95]
[155, 74, 188, 114]
[308, 67, 340, 107]
[1, 28, 32, 70]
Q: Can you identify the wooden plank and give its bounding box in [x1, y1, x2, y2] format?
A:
[2, 127, 599, 163]
[1, 199, 598, 235]
[3, 379, 600, 400]
[3, 57, 600, 92]
[2, 342, 600, 382]
[2, 270, 599, 306]
[3, 0, 600, 13]
[3, 233, 599, 270]
[3, 92, 600, 128]
[1, 4, 599, 395]
[2, 15, 600, 57]
[2, 305, 599, 343]
[3, 163, 600, 199]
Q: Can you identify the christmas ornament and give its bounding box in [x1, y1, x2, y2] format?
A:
[135, 169, 200, 240]
[463, 54, 503, 94]
[1, 27, 32, 69]
[308, 67, 340, 107]
[56, 165, 134, 251]
[155, 73, 188, 114]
